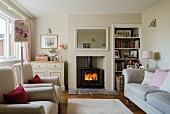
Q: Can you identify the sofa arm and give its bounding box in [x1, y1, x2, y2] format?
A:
[0, 104, 45, 114]
[41, 76, 61, 87]
[54, 85, 62, 103]
[123, 69, 145, 85]
[25, 87, 58, 103]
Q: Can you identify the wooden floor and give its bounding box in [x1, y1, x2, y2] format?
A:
[59, 90, 146, 114]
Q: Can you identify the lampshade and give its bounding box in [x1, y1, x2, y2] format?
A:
[154, 52, 161, 60]
[142, 51, 153, 59]
[14, 20, 30, 42]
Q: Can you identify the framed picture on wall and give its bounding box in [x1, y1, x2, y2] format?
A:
[115, 50, 120, 58]
[83, 43, 91, 48]
[41, 34, 58, 49]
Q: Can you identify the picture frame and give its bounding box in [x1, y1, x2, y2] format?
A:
[83, 43, 91, 48]
[116, 30, 123, 37]
[115, 29, 131, 37]
[129, 49, 138, 58]
[115, 50, 120, 58]
[41, 34, 58, 49]
[123, 53, 129, 59]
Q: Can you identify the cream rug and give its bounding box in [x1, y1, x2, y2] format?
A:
[67, 99, 133, 114]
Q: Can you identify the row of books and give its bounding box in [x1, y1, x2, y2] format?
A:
[115, 61, 137, 71]
[115, 62, 126, 71]
[115, 40, 139, 48]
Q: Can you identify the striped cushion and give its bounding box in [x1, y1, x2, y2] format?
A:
[149, 69, 168, 88]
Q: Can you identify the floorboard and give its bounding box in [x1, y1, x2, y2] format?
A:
[59, 90, 146, 114]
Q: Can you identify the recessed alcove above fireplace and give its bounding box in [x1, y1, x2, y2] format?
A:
[76, 56, 104, 88]
[74, 27, 108, 50]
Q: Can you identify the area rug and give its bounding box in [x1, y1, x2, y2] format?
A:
[68, 88, 118, 95]
[67, 99, 133, 114]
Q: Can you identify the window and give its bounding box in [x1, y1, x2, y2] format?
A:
[0, 13, 19, 60]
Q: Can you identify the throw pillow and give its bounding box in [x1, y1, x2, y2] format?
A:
[141, 71, 154, 84]
[28, 74, 42, 84]
[159, 71, 170, 93]
[3, 84, 28, 104]
[149, 69, 168, 88]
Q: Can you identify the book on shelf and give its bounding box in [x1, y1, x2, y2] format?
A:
[115, 40, 136, 48]
[115, 62, 126, 71]
[135, 40, 139, 48]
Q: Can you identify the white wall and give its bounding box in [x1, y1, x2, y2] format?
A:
[142, 0, 170, 69]
[68, 14, 141, 89]
[32, 16, 68, 60]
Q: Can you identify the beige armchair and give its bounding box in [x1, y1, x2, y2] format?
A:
[0, 66, 59, 114]
[12, 62, 62, 103]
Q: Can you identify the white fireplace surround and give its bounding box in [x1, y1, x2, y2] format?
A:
[68, 52, 114, 90]
[76, 56, 105, 88]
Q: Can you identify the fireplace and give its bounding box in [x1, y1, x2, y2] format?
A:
[81, 56, 104, 88]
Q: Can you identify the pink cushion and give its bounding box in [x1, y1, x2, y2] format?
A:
[3, 84, 28, 104]
[28, 74, 42, 84]
[149, 69, 168, 88]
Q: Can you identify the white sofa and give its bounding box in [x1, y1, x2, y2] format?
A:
[123, 69, 170, 114]
[0, 66, 59, 114]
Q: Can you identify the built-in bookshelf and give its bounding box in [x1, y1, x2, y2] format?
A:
[111, 24, 141, 90]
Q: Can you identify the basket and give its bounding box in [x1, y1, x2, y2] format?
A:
[116, 76, 124, 91]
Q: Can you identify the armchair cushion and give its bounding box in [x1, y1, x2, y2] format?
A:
[3, 84, 28, 104]
[28, 75, 42, 84]
[25, 87, 58, 103]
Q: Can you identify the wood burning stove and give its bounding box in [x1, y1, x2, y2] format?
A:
[81, 56, 104, 88]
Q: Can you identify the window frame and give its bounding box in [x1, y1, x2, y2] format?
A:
[0, 13, 19, 60]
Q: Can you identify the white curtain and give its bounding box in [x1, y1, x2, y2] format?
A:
[23, 42, 31, 61]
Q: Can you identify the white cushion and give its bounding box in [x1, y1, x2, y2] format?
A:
[159, 71, 170, 93]
[141, 71, 154, 85]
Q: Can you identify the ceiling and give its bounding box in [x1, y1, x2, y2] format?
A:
[10, 0, 162, 18]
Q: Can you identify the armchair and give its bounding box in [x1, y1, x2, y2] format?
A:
[0, 66, 59, 114]
[12, 62, 62, 103]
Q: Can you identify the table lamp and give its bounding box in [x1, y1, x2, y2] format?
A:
[154, 52, 161, 68]
[142, 51, 153, 69]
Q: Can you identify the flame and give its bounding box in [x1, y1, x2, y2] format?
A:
[84, 72, 98, 80]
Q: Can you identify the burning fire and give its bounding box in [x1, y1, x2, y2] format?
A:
[84, 72, 98, 80]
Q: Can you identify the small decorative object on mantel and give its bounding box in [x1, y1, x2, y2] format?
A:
[59, 43, 65, 49]
[36, 53, 48, 61]
[135, 61, 142, 69]
[48, 48, 56, 61]
[54, 54, 60, 61]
